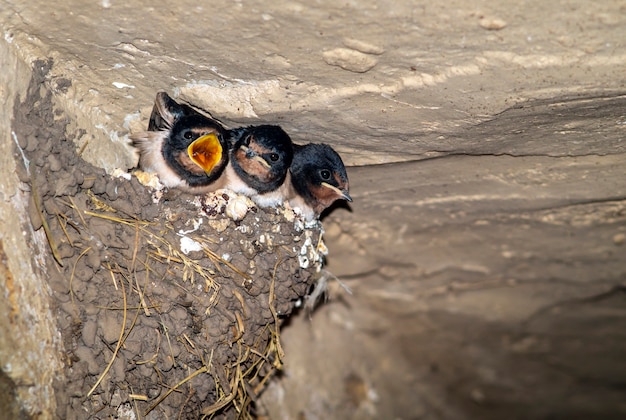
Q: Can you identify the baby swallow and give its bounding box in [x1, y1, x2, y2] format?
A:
[287, 143, 351, 221]
[223, 124, 294, 207]
[132, 92, 229, 192]
[133, 92, 294, 204]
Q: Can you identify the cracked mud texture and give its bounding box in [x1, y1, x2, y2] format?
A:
[13, 62, 323, 419]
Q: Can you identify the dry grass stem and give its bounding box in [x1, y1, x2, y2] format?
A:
[31, 172, 63, 266]
[144, 366, 209, 416]
[87, 271, 127, 397]
[69, 246, 92, 303]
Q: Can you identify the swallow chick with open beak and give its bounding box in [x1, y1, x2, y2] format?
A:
[131, 92, 229, 192]
[287, 143, 351, 221]
[224, 124, 294, 208]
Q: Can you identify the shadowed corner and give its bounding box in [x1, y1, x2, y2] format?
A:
[0, 370, 29, 420]
[320, 198, 353, 221]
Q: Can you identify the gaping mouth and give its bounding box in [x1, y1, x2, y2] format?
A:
[187, 133, 223, 175]
[321, 182, 352, 202]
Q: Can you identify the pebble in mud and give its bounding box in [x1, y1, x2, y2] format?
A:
[342, 37, 385, 55]
[25, 134, 40, 152]
[43, 196, 61, 215]
[74, 346, 100, 375]
[479, 16, 508, 30]
[81, 319, 97, 347]
[91, 175, 108, 195]
[27, 197, 44, 231]
[105, 180, 119, 200]
[48, 154, 62, 172]
[85, 250, 101, 270]
[53, 172, 79, 196]
[323, 48, 378, 73]
[99, 312, 122, 344]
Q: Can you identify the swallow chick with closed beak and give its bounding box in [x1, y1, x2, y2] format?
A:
[224, 124, 294, 208]
[287, 143, 351, 221]
[131, 92, 229, 193]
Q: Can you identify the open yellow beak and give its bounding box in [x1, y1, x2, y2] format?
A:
[187, 133, 223, 175]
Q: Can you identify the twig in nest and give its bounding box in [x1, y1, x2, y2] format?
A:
[69, 247, 92, 304]
[204, 348, 215, 374]
[106, 261, 119, 290]
[96, 304, 159, 311]
[232, 289, 248, 318]
[181, 333, 196, 350]
[136, 328, 161, 366]
[268, 257, 285, 362]
[31, 171, 63, 266]
[87, 189, 117, 213]
[200, 344, 245, 417]
[133, 267, 151, 317]
[66, 196, 88, 227]
[145, 237, 220, 302]
[78, 137, 90, 157]
[129, 386, 144, 420]
[178, 387, 196, 420]
[245, 328, 277, 394]
[252, 366, 274, 396]
[114, 268, 149, 327]
[197, 238, 251, 280]
[86, 212, 222, 305]
[232, 346, 255, 417]
[83, 210, 149, 226]
[56, 213, 75, 247]
[87, 269, 128, 397]
[230, 311, 245, 344]
[88, 265, 143, 398]
[131, 219, 140, 270]
[129, 394, 148, 402]
[156, 315, 177, 370]
[144, 365, 208, 416]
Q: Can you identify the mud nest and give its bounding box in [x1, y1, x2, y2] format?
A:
[13, 62, 326, 419]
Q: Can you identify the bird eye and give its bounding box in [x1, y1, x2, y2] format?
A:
[320, 169, 331, 180]
[269, 153, 280, 162]
[183, 130, 193, 140]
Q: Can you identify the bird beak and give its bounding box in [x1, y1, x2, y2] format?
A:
[321, 182, 352, 202]
[253, 156, 271, 169]
[240, 144, 271, 168]
[187, 133, 223, 175]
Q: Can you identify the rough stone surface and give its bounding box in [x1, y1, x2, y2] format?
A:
[1, 0, 626, 419]
[2, 0, 625, 169]
[0, 53, 64, 418]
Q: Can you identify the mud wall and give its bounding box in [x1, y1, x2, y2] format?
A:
[0, 43, 63, 418]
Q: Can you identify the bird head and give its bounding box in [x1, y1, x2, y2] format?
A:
[290, 143, 351, 216]
[230, 125, 293, 193]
